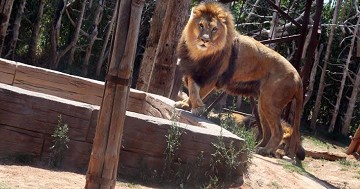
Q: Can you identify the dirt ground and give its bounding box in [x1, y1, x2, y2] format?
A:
[0, 136, 359, 189]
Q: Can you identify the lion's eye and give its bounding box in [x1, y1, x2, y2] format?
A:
[212, 27, 217, 32]
[199, 23, 204, 30]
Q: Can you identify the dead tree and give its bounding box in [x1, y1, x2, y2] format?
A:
[311, 0, 342, 131]
[304, 44, 323, 106]
[268, 0, 280, 49]
[0, 0, 14, 56]
[28, 0, 45, 65]
[341, 14, 360, 135]
[95, 7, 116, 78]
[66, 0, 87, 69]
[147, 0, 191, 97]
[135, 0, 167, 91]
[85, 0, 144, 188]
[4, 0, 26, 60]
[82, 0, 106, 77]
[49, 0, 72, 69]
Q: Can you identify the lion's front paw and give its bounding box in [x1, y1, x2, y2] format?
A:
[275, 149, 285, 159]
[256, 147, 274, 157]
[174, 100, 191, 111]
[191, 106, 205, 116]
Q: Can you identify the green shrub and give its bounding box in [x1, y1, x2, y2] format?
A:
[48, 115, 70, 167]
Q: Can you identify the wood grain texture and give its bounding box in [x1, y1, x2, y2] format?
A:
[0, 58, 16, 84]
[0, 83, 96, 141]
[0, 125, 43, 156]
[14, 63, 104, 105]
[0, 82, 245, 181]
[346, 125, 360, 154]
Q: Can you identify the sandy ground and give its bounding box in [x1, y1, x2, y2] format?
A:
[0, 136, 359, 189]
[0, 153, 359, 189]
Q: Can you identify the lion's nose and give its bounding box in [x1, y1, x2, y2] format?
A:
[201, 34, 210, 43]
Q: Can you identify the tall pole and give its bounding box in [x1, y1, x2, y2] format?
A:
[85, 0, 144, 188]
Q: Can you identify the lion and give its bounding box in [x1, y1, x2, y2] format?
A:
[174, 2, 305, 160]
[275, 121, 306, 159]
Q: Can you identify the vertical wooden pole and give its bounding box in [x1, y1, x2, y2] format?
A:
[85, 0, 144, 188]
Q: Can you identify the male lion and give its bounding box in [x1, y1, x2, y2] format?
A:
[175, 2, 305, 160]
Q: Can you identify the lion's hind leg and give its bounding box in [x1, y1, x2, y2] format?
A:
[256, 99, 283, 157]
[256, 103, 271, 148]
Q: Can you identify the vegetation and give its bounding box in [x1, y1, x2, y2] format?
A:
[281, 160, 307, 175]
[48, 115, 70, 168]
[0, 182, 11, 189]
[164, 109, 185, 163]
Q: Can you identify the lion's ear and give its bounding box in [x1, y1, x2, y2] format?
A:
[217, 13, 228, 23]
[191, 8, 201, 19]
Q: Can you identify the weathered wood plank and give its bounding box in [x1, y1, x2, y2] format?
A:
[346, 125, 360, 154]
[0, 58, 200, 125]
[0, 58, 16, 84]
[305, 149, 346, 161]
[13, 63, 104, 105]
[118, 111, 245, 177]
[0, 125, 43, 156]
[0, 83, 95, 141]
[118, 150, 166, 177]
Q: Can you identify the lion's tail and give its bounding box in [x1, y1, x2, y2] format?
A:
[290, 83, 305, 161]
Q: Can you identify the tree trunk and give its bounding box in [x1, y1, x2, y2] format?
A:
[67, 0, 87, 69]
[4, 0, 26, 60]
[310, 0, 342, 131]
[0, 0, 14, 56]
[147, 0, 191, 97]
[82, 0, 105, 77]
[341, 15, 360, 135]
[85, 0, 144, 188]
[304, 44, 323, 106]
[268, 0, 280, 49]
[329, 28, 357, 133]
[49, 0, 67, 69]
[135, 0, 167, 91]
[28, 0, 45, 65]
[95, 8, 116, 78]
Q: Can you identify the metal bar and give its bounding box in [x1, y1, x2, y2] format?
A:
[301, 0, 323, 93]
[292, 0, 312, 70]
[265, 0, 301, 28]
[261, 34, 301, 44]
[202, 91, 226, 116]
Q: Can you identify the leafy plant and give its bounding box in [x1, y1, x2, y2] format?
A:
[217, 110, 256, 164]
[164, 108, 184, 163]
[48, 115, 70, 168]
[211, 134, 242, 181]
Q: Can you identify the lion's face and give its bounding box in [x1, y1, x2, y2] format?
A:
[182, 3, 234, 59]
[190, 15, 227, 51]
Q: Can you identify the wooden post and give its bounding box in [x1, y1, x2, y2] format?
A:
[346, 125, 360, 155]
[85, 0, 144, 188]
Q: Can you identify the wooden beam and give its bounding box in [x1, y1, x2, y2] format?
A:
[346, 125, 360, 155]
[85, 0, 145, 188]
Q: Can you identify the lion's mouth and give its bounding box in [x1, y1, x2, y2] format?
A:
[198, 43, 207, 49]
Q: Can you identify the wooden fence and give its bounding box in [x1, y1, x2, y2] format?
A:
[0, 58, 246, 180]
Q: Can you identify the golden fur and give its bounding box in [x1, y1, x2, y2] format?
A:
[275, 121, 305, 159]
[175, 2, 305, 160]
